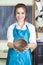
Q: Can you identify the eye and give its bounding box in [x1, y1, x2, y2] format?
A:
[22, 12, 24, 14]
[16, 12, 25, 14]
[17, 12, 20, 14]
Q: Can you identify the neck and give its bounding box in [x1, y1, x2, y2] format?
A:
[17, 21, 25, 28]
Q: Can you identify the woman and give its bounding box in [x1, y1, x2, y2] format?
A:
[6, 3, 37, 65]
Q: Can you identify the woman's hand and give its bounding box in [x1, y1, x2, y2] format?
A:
[13, 47, 20, 52]
[23, 44, 29, 51]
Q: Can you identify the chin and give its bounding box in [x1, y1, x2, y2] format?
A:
[18, 19, 24, 21]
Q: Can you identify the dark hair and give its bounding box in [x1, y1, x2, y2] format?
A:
[14, 3, 28, 21]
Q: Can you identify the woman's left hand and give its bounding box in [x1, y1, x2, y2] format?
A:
[23, 44, 29, 51]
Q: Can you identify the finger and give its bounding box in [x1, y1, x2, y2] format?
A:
[23, 49, 28, 52]
[23, 46, 29, 51]
[14, 48, 20, 52]
[23, 46, 29, 50]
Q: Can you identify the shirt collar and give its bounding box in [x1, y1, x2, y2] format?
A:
[15, 21, 27, 30]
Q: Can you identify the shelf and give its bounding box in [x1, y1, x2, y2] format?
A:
[0, 52, 7, 58]
[36, 32, 43, 42]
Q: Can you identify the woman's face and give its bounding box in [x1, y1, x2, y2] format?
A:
[15, 7, 26, 22]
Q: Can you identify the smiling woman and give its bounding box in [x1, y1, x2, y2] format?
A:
[0, 6, 32, 40]
[6, 3, 37, 65]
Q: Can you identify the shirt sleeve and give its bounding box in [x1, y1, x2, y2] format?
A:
[7, 26, 14, 43]
[26, 22, 37, 44]
[29, 25, 37, 52]
[29, 26, 37, 44]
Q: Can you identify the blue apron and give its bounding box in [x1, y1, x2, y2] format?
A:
[6, 25, 32, 65]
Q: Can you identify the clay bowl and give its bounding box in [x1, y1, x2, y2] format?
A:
[13, 39, 27, 52]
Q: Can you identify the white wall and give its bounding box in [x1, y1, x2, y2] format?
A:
[0, 0, 34, 5]
[41, 0, 43, 6]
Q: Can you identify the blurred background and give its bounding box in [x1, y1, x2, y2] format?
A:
[0, 0, 43, 65]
